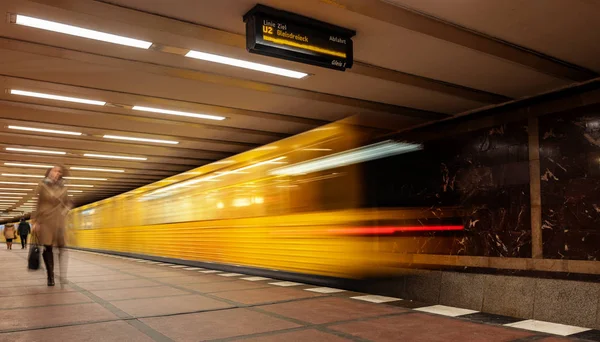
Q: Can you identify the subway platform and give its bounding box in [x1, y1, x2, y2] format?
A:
[0, 249, 597, 342]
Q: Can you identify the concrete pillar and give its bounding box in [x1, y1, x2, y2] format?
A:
[528, 117, 543, 258]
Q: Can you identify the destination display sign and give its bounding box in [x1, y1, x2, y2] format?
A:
[243, 5, 355, 71]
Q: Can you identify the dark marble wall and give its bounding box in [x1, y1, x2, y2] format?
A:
[540, 106, 600, 260]
[363, 121, 531, 257]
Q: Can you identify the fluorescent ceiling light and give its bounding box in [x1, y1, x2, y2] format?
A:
[65, 184, 94, 188]
[6, 147, 66, 155]
[103, 135, 179, 145]
[185, 50, 307, 79]
[132, 106, 225, 121]
[0, 193, 27, 196]
[2, 174, 43, 178]
[68, 195, 74, 197]
[0, 197, 23, 199]
[67, 190, 83, 193]
[65, 176, 107, 181]
[271, 141, 423, 176]
[70, 167, 124, 173]
[0, 181, 37, 185]
[4, 163, 52, 168]
[10, 89, 106, 106]
[8, 125, 82, 136]
[15, 15, 153, 49]
[0, 188, 32, 191]
[84, 153, 146, 161]
[0, 200, 18, 202]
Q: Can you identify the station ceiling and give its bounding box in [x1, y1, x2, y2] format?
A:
[0, 0, 597, 218]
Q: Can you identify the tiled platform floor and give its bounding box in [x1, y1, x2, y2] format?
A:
[0, 248, 596, 342]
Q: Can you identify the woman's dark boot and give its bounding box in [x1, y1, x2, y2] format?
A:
[43, 247, 55, 286]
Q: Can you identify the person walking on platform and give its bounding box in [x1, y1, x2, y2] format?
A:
[3, 223, 16, 250]
[17, 218, 30, 249]
[32, 165, 72, 286]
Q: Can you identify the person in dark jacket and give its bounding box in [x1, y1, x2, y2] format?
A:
[17, 218, 30, 249]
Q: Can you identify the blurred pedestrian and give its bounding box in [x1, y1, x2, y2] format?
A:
[3, 223, 16, 250]
[17, 218, 30, 249]
[32, 165, 72, 286]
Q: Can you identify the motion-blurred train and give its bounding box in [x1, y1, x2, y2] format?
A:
[68, 123, 464, 279]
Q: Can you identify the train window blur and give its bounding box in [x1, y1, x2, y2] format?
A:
[67, 124, 465, 278]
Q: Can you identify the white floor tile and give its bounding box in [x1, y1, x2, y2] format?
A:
[241, 277, 270, 282]
[269, 281, 303, 287]
[351, 295, 402, 303]
[415, 305, 478, 317]
[305, 287, 345, 294]
[505, 320, 590, 336]
[218, 273, 243, 277]
[200, 270, 220, 274]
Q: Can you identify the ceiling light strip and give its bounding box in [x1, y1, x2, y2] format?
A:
[70, 167, 125, 173]
[6, 147, 66, 155]
[131, 106, 225, 121]
[83, 153, 146, 161]
[10, 89, 106, 106]
[185, 50, 307, 79]
[1, 173, 43, 178]
[103, 135, 179, 145]
[8, 125, 82, 136]
[4, 163, 53, 168]
[15, 15, 153, 49]
[64, 177, 108, 181]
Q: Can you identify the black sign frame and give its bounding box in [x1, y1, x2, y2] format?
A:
[243, 4, 356, 71]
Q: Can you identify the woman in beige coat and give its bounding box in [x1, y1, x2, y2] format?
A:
[32, 165, 72, 286]
[3, 224, 16, 250]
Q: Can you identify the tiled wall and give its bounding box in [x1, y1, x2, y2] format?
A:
[364, 120, 531, 257]
[539, 105, 600, 260]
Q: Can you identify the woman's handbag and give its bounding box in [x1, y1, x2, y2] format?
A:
[28, 233, 41, 271]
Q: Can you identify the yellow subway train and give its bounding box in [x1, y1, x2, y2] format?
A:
[68, 123, 464, 279]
